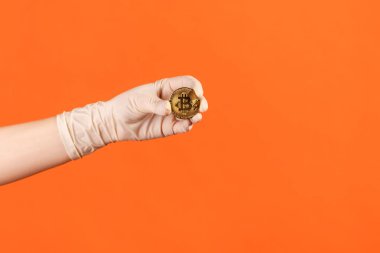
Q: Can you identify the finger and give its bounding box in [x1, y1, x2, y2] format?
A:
[199, 96, 208, 113]
[173, 119, 192, 134]
[156, 100, 172, 116]
[137, 96, 171, 116]
[161, 115, 176, 136]
[190, 113, 202, 124]
[155, 75, 204, 100]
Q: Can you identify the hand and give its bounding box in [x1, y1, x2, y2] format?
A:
[56, 75, 209, 160]
[105, 75, 209, 141]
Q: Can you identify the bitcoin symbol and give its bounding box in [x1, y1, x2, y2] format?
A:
[176, 93, 192, 112]
[169, 87, 201, 119]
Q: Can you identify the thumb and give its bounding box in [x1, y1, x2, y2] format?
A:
[140, 96, 171, 116]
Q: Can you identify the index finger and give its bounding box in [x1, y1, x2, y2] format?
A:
[154, 75, 204, 100]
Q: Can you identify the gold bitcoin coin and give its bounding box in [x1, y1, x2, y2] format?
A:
[169, 87, 200, 119]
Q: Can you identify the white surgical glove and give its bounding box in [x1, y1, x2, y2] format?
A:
[56, 75, 208, 160]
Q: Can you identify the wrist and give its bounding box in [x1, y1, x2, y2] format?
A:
[56, 101, 119, 160]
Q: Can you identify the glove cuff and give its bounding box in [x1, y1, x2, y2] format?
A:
[56, 101, 119, 160]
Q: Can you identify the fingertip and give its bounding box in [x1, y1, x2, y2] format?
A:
[190, 113, 202, 124]
[154, 100, 172, 116]
[199, 96, 208, 112]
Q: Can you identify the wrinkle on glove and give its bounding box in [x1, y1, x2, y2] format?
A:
[56, 101, 118, 160]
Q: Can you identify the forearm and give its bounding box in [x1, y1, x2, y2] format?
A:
[0, 117, 70, 185]
[0, 102, 116, 185]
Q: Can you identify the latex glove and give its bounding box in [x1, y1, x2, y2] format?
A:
[56, 76, 208, 160]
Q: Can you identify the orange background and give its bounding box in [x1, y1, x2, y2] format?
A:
[1, 0, 380, 252]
